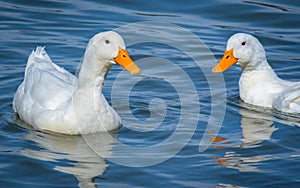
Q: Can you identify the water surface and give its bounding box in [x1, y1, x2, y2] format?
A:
[0, 0, 300, 187]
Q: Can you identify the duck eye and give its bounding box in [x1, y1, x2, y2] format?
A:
[105, 40, 110, 44]
[241, 41, 246, 46]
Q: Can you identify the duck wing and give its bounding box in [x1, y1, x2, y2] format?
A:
[273, 86, 300, 114]
[13, 47, 78, 120]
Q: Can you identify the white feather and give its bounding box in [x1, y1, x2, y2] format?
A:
[13, 31, 130, 134]
[222, 33, 300, 114]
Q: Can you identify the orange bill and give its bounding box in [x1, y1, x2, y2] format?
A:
[212, 48, 238, 73]
[113, 48, 141, 74]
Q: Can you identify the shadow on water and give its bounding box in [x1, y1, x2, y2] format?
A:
[14, 116, 117, 188]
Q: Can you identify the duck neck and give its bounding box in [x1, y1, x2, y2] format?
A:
[242, 48, 275, 74]
[244, 58, 272, 72]
[78, 49, 113, 89]
[242, 59, 279, 85]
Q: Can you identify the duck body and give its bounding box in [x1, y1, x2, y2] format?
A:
[213, 33, 300, 114]
[13, 47, 121, 134]
[239, 64, 300, 111]
[13, 31, 141, 135]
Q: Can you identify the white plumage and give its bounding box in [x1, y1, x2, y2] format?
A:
[213, 33, 300, 114]
[13, 31, 141, 134]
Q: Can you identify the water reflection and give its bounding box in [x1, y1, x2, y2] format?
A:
[212, 101, 278, 172]
[16, 118, 116, 188]
[213, 98, 300, 172]
[239, 107, 277, 148]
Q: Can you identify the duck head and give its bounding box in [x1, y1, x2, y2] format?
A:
[212, 33, 266, 72]
[86, 31, 141, 74]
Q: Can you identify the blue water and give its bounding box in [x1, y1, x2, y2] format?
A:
[1, 0, 300, 187]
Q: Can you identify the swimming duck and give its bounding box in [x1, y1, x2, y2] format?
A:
[212, 33, 300, 114]
[13, 31, 141, 134]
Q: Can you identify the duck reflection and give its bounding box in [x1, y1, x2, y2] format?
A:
[239, 106, 277, 148]
[16, 117, 117, 188]
[212, 102, 278, 172]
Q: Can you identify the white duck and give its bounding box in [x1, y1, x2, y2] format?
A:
[13, 31, 141, 135]
[212, 33, 300, 114]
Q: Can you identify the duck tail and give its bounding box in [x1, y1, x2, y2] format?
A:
[34, 46, 52, 62]
[24, 46, 51, 77]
